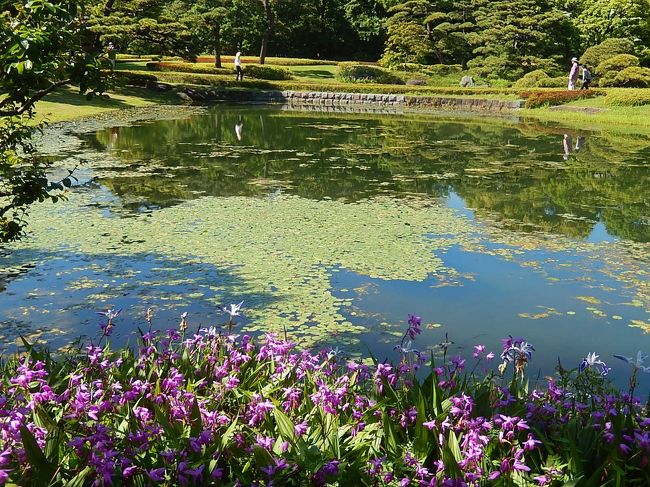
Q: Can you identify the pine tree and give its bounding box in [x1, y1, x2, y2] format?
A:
[469, 0, 577, 79]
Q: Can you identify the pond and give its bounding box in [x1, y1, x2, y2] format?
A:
[1, 104, 649, 387]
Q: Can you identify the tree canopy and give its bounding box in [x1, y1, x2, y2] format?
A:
[1, 0, 105, 241]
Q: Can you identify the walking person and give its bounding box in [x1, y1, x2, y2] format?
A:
[107, 42, 116, 70]
[568, 57, 579, 90]
[234, 51, 243, 81]
[580, 65, 592, 90]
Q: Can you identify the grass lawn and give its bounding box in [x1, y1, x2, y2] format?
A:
[523, 95, 650, 131]
[33, 85, 180, 124]
[284, 65, 338, 83]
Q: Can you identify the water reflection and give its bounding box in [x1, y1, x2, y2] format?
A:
[88, 107, 650, 243]
[1, 106, 648, 389]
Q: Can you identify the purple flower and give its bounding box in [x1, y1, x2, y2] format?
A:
[322, 460, 339, 476]
[147, 468, 166, 482]
[407, 314, 422, 339]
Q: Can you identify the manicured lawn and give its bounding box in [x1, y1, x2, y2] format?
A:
[34, 85, 180, 124]
[284, 65, 339, 83]
[524, 95, 650, 131]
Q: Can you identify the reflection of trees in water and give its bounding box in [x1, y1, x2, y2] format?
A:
[89, 108, 650, 242]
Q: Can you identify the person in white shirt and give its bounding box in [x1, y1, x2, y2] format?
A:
[235, 51, 243, 81]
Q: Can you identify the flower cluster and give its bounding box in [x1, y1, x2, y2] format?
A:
[0, 311, 648, 486]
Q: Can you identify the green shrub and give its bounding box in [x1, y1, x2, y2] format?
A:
[535, 76, 568, 88]
[336, 62, 405, 85]
[580, 38, 635, 71]
[146, 62, 234, 76]
[513, 70, 550, 88]
[423, 64, 463, 76]
[605, 90, 650, 106]
[244, 64, 293, 80]
[144, 61, 292, 80]
[523, 90, 601, 108]
[195, 55, 338, 66]
[598, 70, 618, 87]
[595, 54, 639, 76]
[608, 66, 650, 88]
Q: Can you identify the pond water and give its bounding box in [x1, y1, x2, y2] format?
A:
[1, 105, 649, 388]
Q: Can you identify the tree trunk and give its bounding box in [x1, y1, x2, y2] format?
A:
[213, 24, 222, 68]
[259, 0, 275, 65]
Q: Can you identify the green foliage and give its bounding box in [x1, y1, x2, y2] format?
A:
[523, 89, 602, 108]
[147, 61, 233, 75]
[89, 0, 200, 59]
[422, 64, 463, 76]
[244, 64, 293, 80]
[381, 20, 433, 68]
[579, 38, 636, 71]
[118, 68, 525, 94]
[336, 62, 405, 84]
[602, 66, 650, 87]
[595, 54, 639, 76]
[513, 70, 550, 88]
[605, 89, 650, 106]
[0, 0, 104, 242]
[565, 0, 650, 49]
[195, 55, 338, 66]
[535, 76, 569, 88]
[468, 0, 577, 80]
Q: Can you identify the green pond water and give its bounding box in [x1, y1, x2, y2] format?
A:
[1, 105, 649, 387]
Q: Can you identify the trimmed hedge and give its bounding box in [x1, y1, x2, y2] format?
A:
[147, 62, 232, 76]
[513, 70, 550, 88]
[145, 62, 292, 80]
[522, 90, 602, 108]
[605, 90, 650, 106]
[602, 66, 650, 88]
[244, 64, 293, 80]
[595, 54, 639, 76]
[535, 76, 568, 88]
[336, 62, 405, 85]
[195, 55, 339, 66]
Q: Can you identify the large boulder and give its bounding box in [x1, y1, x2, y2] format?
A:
[459, 75, 474, 87]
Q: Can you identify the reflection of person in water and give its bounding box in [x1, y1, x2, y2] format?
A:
[563, 134, 586, 160]
[107, 126, 119, 150]
[235, 118, 243, 141]
[562, 134, 573, 160]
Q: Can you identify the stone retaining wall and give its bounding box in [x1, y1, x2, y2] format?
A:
[177, 87, 525, 112]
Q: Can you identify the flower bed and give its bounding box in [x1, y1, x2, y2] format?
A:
[1, 309, 648, 486]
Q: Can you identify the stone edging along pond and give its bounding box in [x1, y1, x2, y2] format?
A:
[172, 86, 526, 113]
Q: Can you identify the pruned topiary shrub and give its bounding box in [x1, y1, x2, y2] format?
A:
[513, 70, 550, 88]
[605, 90, 650, 106]
[523, 90, 602, 108]
[336, 62, 405, 85]
[611, 66, 650, 88]
[243, 64, 293, 80]
[580, 38, 636, 71]
[595, 54, 640, 76]
[535, 76, 568, 88]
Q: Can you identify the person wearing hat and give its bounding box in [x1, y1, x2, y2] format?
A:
[568, 57, 579, 90]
